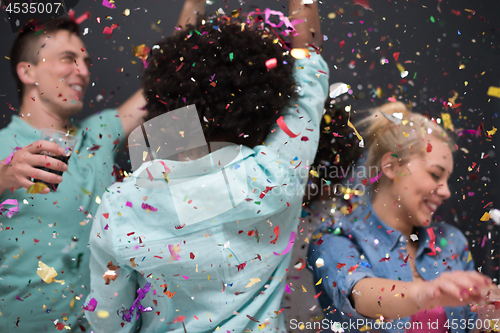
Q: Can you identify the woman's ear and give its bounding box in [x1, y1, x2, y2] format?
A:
[380, 152, 398, 180]
[16, 61, 37, 85]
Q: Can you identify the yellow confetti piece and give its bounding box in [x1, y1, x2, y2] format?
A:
[359, 325, 370, 332]
[315, 278, 322, 285]
[207, 275, 211, 280]
[441, 112, 454, 131]
[95, 196, 101, 204]
[97, 311, 110, 318]
[302, 285, 307, 292]
[448, 92, 459, 105]
[123, 9, 130, 16]
[347, 114, 363, 142]
[36, 261, 65, 284]
[143, 151, 148, 161]
[467, 252, 472, 263]
[396, 63, 405, 73]
[245, 278, 261, 288]
[480, 212, 490, 221]
[323, 114, 331, 124]
[403, 132, 409, 137]
[309, 169, 319, 178]
[487, 86, 500, 98]
[179, 131, 184, 138]
[27, 183, 47, 194]
[487, 127, 497, 136]
[132, 44, 149, 61]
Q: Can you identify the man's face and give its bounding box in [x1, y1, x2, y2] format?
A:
[30, 29, 91, 116]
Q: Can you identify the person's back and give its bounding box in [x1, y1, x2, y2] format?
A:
[84, 0, 329, 332]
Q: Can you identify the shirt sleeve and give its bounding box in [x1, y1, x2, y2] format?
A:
[84, 198, 139, 332]
[457, 230, 478, 328]
[252, 53, 329, 177]
[307, 228, 378, 321]
[79, 109, 125, 161]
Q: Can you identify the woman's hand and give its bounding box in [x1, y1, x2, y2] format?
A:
[412, 271, 491, 311]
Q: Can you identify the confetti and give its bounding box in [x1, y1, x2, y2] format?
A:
[102, 0, 116, 9]
[83, 298, 97, 311]
[36, 261, 65, 284]
[277, 116, 300, 138]
[329, 82, 349, 99]
[1, 147, 22, 165]
[27, 183, 48, 194]
[273, 231, 295, 255]
[487, 86, 500, 98]
[0, 199, 19, 218]
[265, 58, 277, 70]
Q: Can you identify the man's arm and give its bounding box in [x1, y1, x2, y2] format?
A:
[175, 0, 206, 33]
[289, 0, 322, 49]
[117, 89, 147, 139]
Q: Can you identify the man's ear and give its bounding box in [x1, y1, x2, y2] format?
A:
[380, 152, 398, 180]
[16, 61, 36, 85]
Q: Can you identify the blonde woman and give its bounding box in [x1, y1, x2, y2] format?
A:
[307, 102, 493, 333]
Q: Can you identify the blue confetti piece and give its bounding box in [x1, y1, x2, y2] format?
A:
[234, 163, 240, 170]
[360, 262, 371, 268]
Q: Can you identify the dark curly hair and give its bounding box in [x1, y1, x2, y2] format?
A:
[312, 98, 363, 182]
[141, 15, 297, 148]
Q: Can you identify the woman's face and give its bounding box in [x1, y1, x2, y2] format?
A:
[388, 136, 454, 228]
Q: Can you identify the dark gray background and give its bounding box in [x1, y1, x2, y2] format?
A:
[1, 0, 499, 278]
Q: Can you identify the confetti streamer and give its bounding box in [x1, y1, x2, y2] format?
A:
[277, 116, 300, 138]
[119, 283, 153, 322]
[0, 199, 19, 218]
[273, 231, 295, 255]
[347, 113, 363, 142]
[1, 147, 22, 165]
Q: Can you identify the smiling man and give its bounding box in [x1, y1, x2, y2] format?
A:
[0, 18, 146, 331]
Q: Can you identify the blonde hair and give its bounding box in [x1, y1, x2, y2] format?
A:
[356, 102, 455, 180]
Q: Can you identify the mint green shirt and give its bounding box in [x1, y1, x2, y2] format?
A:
[85, 54, 329, 333]
[0, 110, 124, 332]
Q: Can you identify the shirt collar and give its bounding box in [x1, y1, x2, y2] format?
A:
[131, 144, 254, 182]
[353, 199, 433, 253]
[8, 115, 40, 144]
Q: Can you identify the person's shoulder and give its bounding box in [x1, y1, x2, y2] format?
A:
[431, 221, 469, 247]
[77, 109, 119, 128]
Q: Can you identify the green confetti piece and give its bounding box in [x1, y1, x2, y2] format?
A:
[229, 52, 233, 61]
[440, 238, 447, 247]
[391, 154, 398, 158]
[195, 30, 202, 35]
[333, 228, 342, 235]
[430, 16, 435, 23]
[413, 72, 417, 79]
[254, 201, 261, 205]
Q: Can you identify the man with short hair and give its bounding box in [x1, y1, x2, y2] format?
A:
[0, 17, 145, 331]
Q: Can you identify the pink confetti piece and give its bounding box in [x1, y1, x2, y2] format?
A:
[481, 235, 487, 247]
[182, 276, 189, 280]
[387, 97, 397, 102]
[273, 231, 295, 255]
[285, 284, 291, 293]
[277, 116, 300, 138]
[83, 298, 97, 311]
[1, 147, 22, 165]
[126, 201, 133, 208]
[104, 224, 109, 230]
[68, 10, 90, 25]
[246, 8, 303, 37]
[369, 172, 383, 184]
[427, 228, 436, 256]
[16, 295, 23, 301]
[0, 199, 19, 218]
[265, 58, 277, 70]
[146, 167, 154, 181]
[102, 0, 116, 9]
[141, 203, 158, 212]
[169, 244, 181, 261]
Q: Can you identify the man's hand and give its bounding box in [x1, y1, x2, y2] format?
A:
[412, 271, 491, 311]
[0, 140, 68, 195]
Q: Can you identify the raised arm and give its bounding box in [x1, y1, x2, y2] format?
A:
[175, 0, 206, 33]
[288, 0, 322, 49]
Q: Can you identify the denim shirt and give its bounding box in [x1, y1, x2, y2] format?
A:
[307, 200, 476, 333]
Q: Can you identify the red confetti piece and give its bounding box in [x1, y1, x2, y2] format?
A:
[393, 52, 400, 61]
[314, 291, 323, 299]
[127, 232, 135, 236]
[154, 256, 163, 259]
[190, 252, 195, 259]
[246, 315, 260, 323]
[427, 228, 437, 256]
[348, 264, 358, 273]
[259, 186, 277, 199]
[247, 230, 255, 237]
[391, 284, 395, 291]
[277, 116, 300, 138]
[270, 226, 280, 244]
[34, 238, 39, 243]
[426, 143, 433, 152]
[103, 213, 109, 219]
[337, 263, 346, 269]
[339, 40, 345, 48]
[379, 257, 390, 262]
[237, 263, 246, 272]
